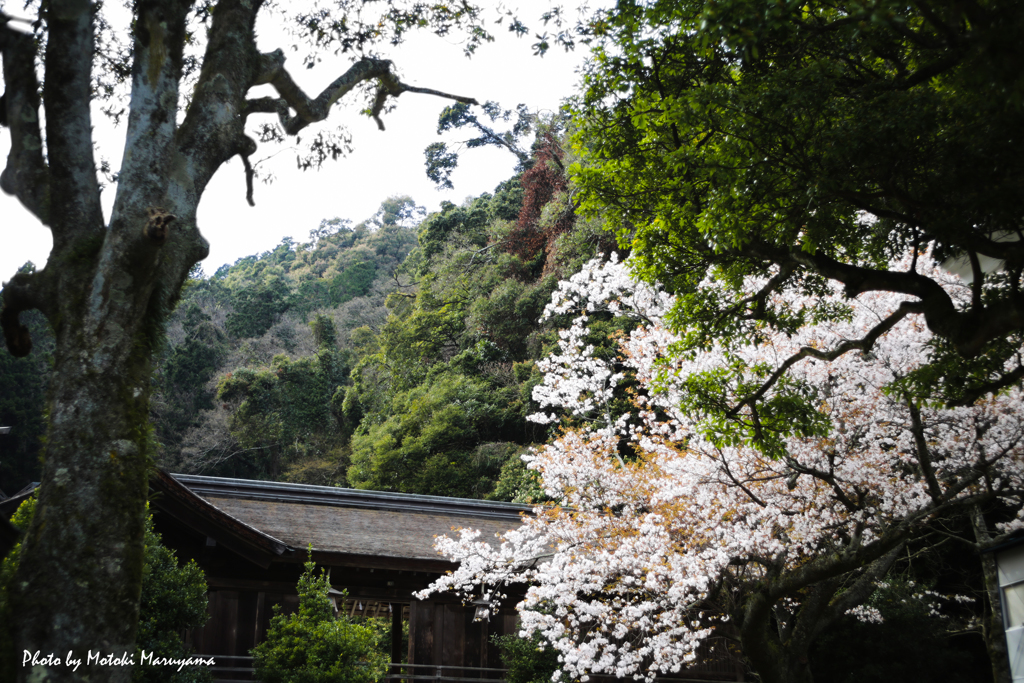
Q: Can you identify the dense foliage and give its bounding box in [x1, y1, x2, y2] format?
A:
[101, 134, 615, 499]
[493, 632, 561, 683]
[571, 0, 1024, 420]
[252, 556, 388, 683]
[4, 2, 1023, 675]
[0, 495, 37, 681]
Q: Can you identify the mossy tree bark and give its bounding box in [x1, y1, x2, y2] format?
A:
[0, 1, 477, 681]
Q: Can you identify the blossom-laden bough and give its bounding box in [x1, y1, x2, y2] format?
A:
[421, 254, 1024, 683]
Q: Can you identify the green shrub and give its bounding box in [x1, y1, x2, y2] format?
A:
[252, 555, 388, 683]
[493, 631, 560, 683]
[1, 497, 210, 683]
[134, 516, 212, 683]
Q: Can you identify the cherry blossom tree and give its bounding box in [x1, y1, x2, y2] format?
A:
[422, 254, 1024, 683]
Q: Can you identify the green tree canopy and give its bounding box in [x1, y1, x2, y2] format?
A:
[571, 0, 1024, 410]
[348, 369, 528, 497]
[216, 348, 348, 480]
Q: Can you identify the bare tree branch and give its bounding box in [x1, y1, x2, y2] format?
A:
[950, 364, 1024, 407]
[725, 300, 925, 419]
[908, 401, 945, 501]
[254, 52, 478, 135]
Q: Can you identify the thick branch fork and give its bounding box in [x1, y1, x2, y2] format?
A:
[249, 51, 478, 135]
[741, 241, 1024, 360]
[239, 52, 476, 205]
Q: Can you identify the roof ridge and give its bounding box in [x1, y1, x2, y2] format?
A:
[172, 474, 532, 520]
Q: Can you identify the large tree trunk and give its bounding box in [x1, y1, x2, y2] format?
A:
[8, 1, 220, 680]
[738, 591, 814, 683]
[2, 0, 477, 678]
[13, 330, 155, 680]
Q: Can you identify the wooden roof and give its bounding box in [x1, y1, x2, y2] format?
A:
[150, 470, 292, 568]
[3, 473, 528, 572]
[174, 475, 528, 568]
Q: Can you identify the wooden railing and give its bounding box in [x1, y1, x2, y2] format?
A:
[382, 664, 508, 683]
[202, 658, 508, 683]
[201, 655, 744, 683]
[205, 655, 254, 683]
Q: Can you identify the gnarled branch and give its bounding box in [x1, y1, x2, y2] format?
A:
[0, 16, 50, 225]
[371, 70, 478, 131]
[741, 240, 1024, 358]
[0, 269, 52, 357]
[725, 300, 925, 420]
[253, 52, 478, 136]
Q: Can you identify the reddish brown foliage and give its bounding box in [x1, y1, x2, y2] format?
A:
[505, 133, 575, 265]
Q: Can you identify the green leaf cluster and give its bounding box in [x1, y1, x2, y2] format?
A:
[348, 371, 527, 498]
[135, 514, 212, 683]
[493, 631, 561, 683]
[216, 343, 349, 480]
[343, 170, 603, 498]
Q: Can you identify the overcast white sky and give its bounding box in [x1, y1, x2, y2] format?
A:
[0, 1, 591, 279]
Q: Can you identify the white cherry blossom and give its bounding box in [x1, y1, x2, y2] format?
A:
[421, 253, 1024, 682]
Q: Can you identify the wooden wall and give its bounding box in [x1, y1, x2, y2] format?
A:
[189, 589, 297, 659]
[408, 600, 517, 671]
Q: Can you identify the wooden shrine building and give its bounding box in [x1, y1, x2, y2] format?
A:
[148, 471, 530, 679]
[2, 473, 748, 682]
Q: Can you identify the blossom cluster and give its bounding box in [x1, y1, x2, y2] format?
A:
[421, 253, 1024, 681]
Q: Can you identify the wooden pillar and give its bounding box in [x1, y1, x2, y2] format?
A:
[442, 604, 465, 669]
[254, 592, 266, 645]
[464, 607, 482, 669]
[236, 591, 258, 656]
[433, 602, 444, 667]
[391, 603, 404, 665]
[409, 600, 435, 665]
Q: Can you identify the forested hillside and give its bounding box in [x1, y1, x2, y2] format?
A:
[0, 134, 617, 499]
